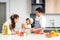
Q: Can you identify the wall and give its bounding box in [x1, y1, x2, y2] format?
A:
[0, 0, 10, 20]
[0, 0, 31, 30]
[44, 14, 60, 27]
[10, 0, 31, 30]
[0, 0, 60, 29]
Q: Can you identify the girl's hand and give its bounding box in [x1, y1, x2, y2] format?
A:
[22, 23, 26, 29]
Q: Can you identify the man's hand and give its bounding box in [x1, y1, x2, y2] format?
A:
[31, 27, 44, 32]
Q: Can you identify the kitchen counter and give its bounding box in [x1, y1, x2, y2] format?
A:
[0, 33, 60, 40]
[44, 27, 60, 32]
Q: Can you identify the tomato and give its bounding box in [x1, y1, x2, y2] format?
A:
[19, 32, 24, 36]
[40, 32, 44, 34]
[34, 31, 40, 34]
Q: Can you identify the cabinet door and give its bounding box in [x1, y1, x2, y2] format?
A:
[45, 0, 60, 14]
[56, 0, 60, 13]
[45, 0, 56, 14]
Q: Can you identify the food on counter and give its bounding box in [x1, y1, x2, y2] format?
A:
[40, 32, 44, 34]
[2, 25, 8, 35]
[51, 31, 57, 36]
[45, 28, 59, 38]
[34, 31, 40, 34]
[51, 29, 59, 36]
[19, 32, 24, 36]
[19, 32, 28, 36]
[24, 33, 27, 36]
[34, 31, 44, 34]
[45, 32, 54, 38]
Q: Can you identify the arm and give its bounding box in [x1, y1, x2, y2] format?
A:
[31, 27, 44, 32]
[31, 17, 46, 32]
[35, 27, 44, 31]
[22, 23, 25, 28]
[22, 23, 27, 29]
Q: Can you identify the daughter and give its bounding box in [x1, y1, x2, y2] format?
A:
[22, 18, 33, 34]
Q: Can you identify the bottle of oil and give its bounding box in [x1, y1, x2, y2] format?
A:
[2, 25, 8, 35]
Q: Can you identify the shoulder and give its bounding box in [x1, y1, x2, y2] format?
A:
[41, 15, 46, 20]
[4, 19, 11, 25]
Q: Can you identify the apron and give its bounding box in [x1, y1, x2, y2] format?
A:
[34, 18, 44, 33]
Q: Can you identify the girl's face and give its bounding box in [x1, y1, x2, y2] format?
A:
[14, 18, 19, 23]
[26, 20, 30, 24]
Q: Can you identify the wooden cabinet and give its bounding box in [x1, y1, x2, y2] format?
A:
[31, 0, 60, 14]
[56, 0, 60, 13]
[45, 0, 55, 14]
[45, 0, 60, 14]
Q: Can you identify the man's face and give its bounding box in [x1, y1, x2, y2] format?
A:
[36, 11, 40, 16]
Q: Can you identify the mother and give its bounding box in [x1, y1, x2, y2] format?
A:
[2, 14, 19, 34]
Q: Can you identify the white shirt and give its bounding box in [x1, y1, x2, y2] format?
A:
[35, 15, 46, 28]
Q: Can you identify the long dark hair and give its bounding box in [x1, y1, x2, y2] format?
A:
[10, 14, 19, 29]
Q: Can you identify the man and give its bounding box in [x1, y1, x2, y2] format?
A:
[31, 7, 46, 33]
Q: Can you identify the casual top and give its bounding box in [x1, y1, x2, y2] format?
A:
[3, 19, 11, 34]
[3, 19, 17, 34]
[24, 24, 31, 29]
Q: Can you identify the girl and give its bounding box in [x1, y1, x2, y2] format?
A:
[22, 18, 33, 34]
[2, 14, 19, 34]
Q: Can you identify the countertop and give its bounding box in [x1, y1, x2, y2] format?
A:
[0, 33, 60, 40]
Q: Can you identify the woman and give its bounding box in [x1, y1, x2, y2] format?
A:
[22, 18, 33, 34]
[2, 14, 19, 34]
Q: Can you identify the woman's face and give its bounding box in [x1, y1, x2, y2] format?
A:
[14, 18, 19, 23]
[26, 20, 30, 24]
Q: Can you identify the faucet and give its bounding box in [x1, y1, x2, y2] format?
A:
[49, 19, 55, 27]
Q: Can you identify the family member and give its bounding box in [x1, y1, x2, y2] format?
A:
[2, 14, 19, 34]
[22, 18, 33, 34]
[32, 7, 46, 33]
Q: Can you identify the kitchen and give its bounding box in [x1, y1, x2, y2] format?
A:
[0, 0, 60, 40]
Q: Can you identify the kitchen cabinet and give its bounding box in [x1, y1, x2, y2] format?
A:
[31, 0, 45, 14]
[56, 0, 60, 13]
[45, 0, 55, 14]
[45, 0, 60, 14]
[31, 0, 60, 14]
